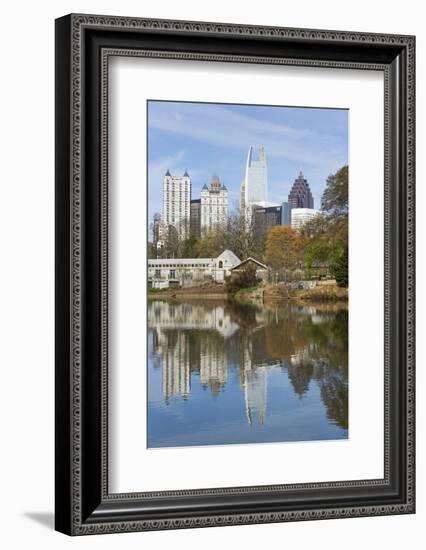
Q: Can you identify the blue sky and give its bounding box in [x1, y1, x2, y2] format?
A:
[147, 100, 348, 224]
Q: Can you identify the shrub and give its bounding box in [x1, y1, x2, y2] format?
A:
[225, 264, 260, 295]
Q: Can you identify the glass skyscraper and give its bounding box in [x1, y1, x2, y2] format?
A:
[288, 170, 314, 209]
[240, 146, 268, 213]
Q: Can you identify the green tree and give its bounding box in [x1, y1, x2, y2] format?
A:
[304, 240, 331, 271]
[322, 165, 348, 219]
[303, 242, 331, 271]
[331, 246, 349, 288]
[321, 165, 349, 250]
[181, 236, 199, 258]
[297, 165, 349, 283]
[194, 230, 223, 258]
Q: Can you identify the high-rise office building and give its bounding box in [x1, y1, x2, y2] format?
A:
[291, 208, 319, 230]
[190, 199, 201, 239]
[200, 175, 229, 235]
[288, 170, 314, 209]
[163, 169, 191, 240]
[252, 204, 282, 237]
[240, 146, 268, 214]
[281, 201, 292, 225]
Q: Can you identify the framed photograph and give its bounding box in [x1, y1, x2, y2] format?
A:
[55, 14, 415, 535]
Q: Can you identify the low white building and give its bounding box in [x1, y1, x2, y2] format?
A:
[291, 208, 320, 230]
[148, 249, 240, 288]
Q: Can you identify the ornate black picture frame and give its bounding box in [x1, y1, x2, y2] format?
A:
[55, 14, 415, 535]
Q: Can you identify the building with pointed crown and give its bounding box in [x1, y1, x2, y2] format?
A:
[200, 174, 229, 235]
[163, 170, 191, 240]
[288, 170, 314, 209]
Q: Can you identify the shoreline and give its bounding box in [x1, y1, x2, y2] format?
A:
[148, 284, 227, 301]
[148, 285, 348, 307]
[149, 293, 226, 300]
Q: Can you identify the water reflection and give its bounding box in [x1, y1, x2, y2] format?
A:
[148, 299, 348, 447]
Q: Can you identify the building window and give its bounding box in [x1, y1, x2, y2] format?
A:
[170, 270, 176, 279]
[218, 261, 223, 269]
[155, 269, 161, 278]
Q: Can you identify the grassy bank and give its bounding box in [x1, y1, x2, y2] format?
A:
[232, 281, 348, 304]
[292, 284, 348, 303]
[148, 280, 348, 304]
[148, 283, 226, 300]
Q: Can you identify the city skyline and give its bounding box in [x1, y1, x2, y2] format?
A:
[148, 100, 349, 225]
[147, 100, 349, 449]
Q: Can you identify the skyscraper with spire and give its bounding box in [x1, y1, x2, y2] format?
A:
[240, 146, 268, 214]
[288, 170, 314, 209]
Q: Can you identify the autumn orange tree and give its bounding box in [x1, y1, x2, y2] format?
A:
[264, 226, 304, 282]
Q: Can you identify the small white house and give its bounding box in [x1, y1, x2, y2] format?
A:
[148, 250, 241, 288]
[230, 257, 269, 282]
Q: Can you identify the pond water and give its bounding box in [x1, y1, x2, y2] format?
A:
[147, 298, 348, 448]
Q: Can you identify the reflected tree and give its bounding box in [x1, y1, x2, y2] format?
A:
[287, 362, 314, 398]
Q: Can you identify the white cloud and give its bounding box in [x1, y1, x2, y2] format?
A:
[148, 102, 346, 169]
[148, 151, 184, 217]
[149, 150, 184, 182]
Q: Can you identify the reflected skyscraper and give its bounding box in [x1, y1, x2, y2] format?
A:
[239, 335, 268, 425]
[161, 331, 190, 402]
[200, 338, 228, 396]
[244, 367, 267, 425]
[150, 302, 232, 401]
[148, 300, 348, 442]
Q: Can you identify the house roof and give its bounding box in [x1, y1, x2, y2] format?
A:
[230, 257, 269, 271]
[216, 249, 241, 265]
